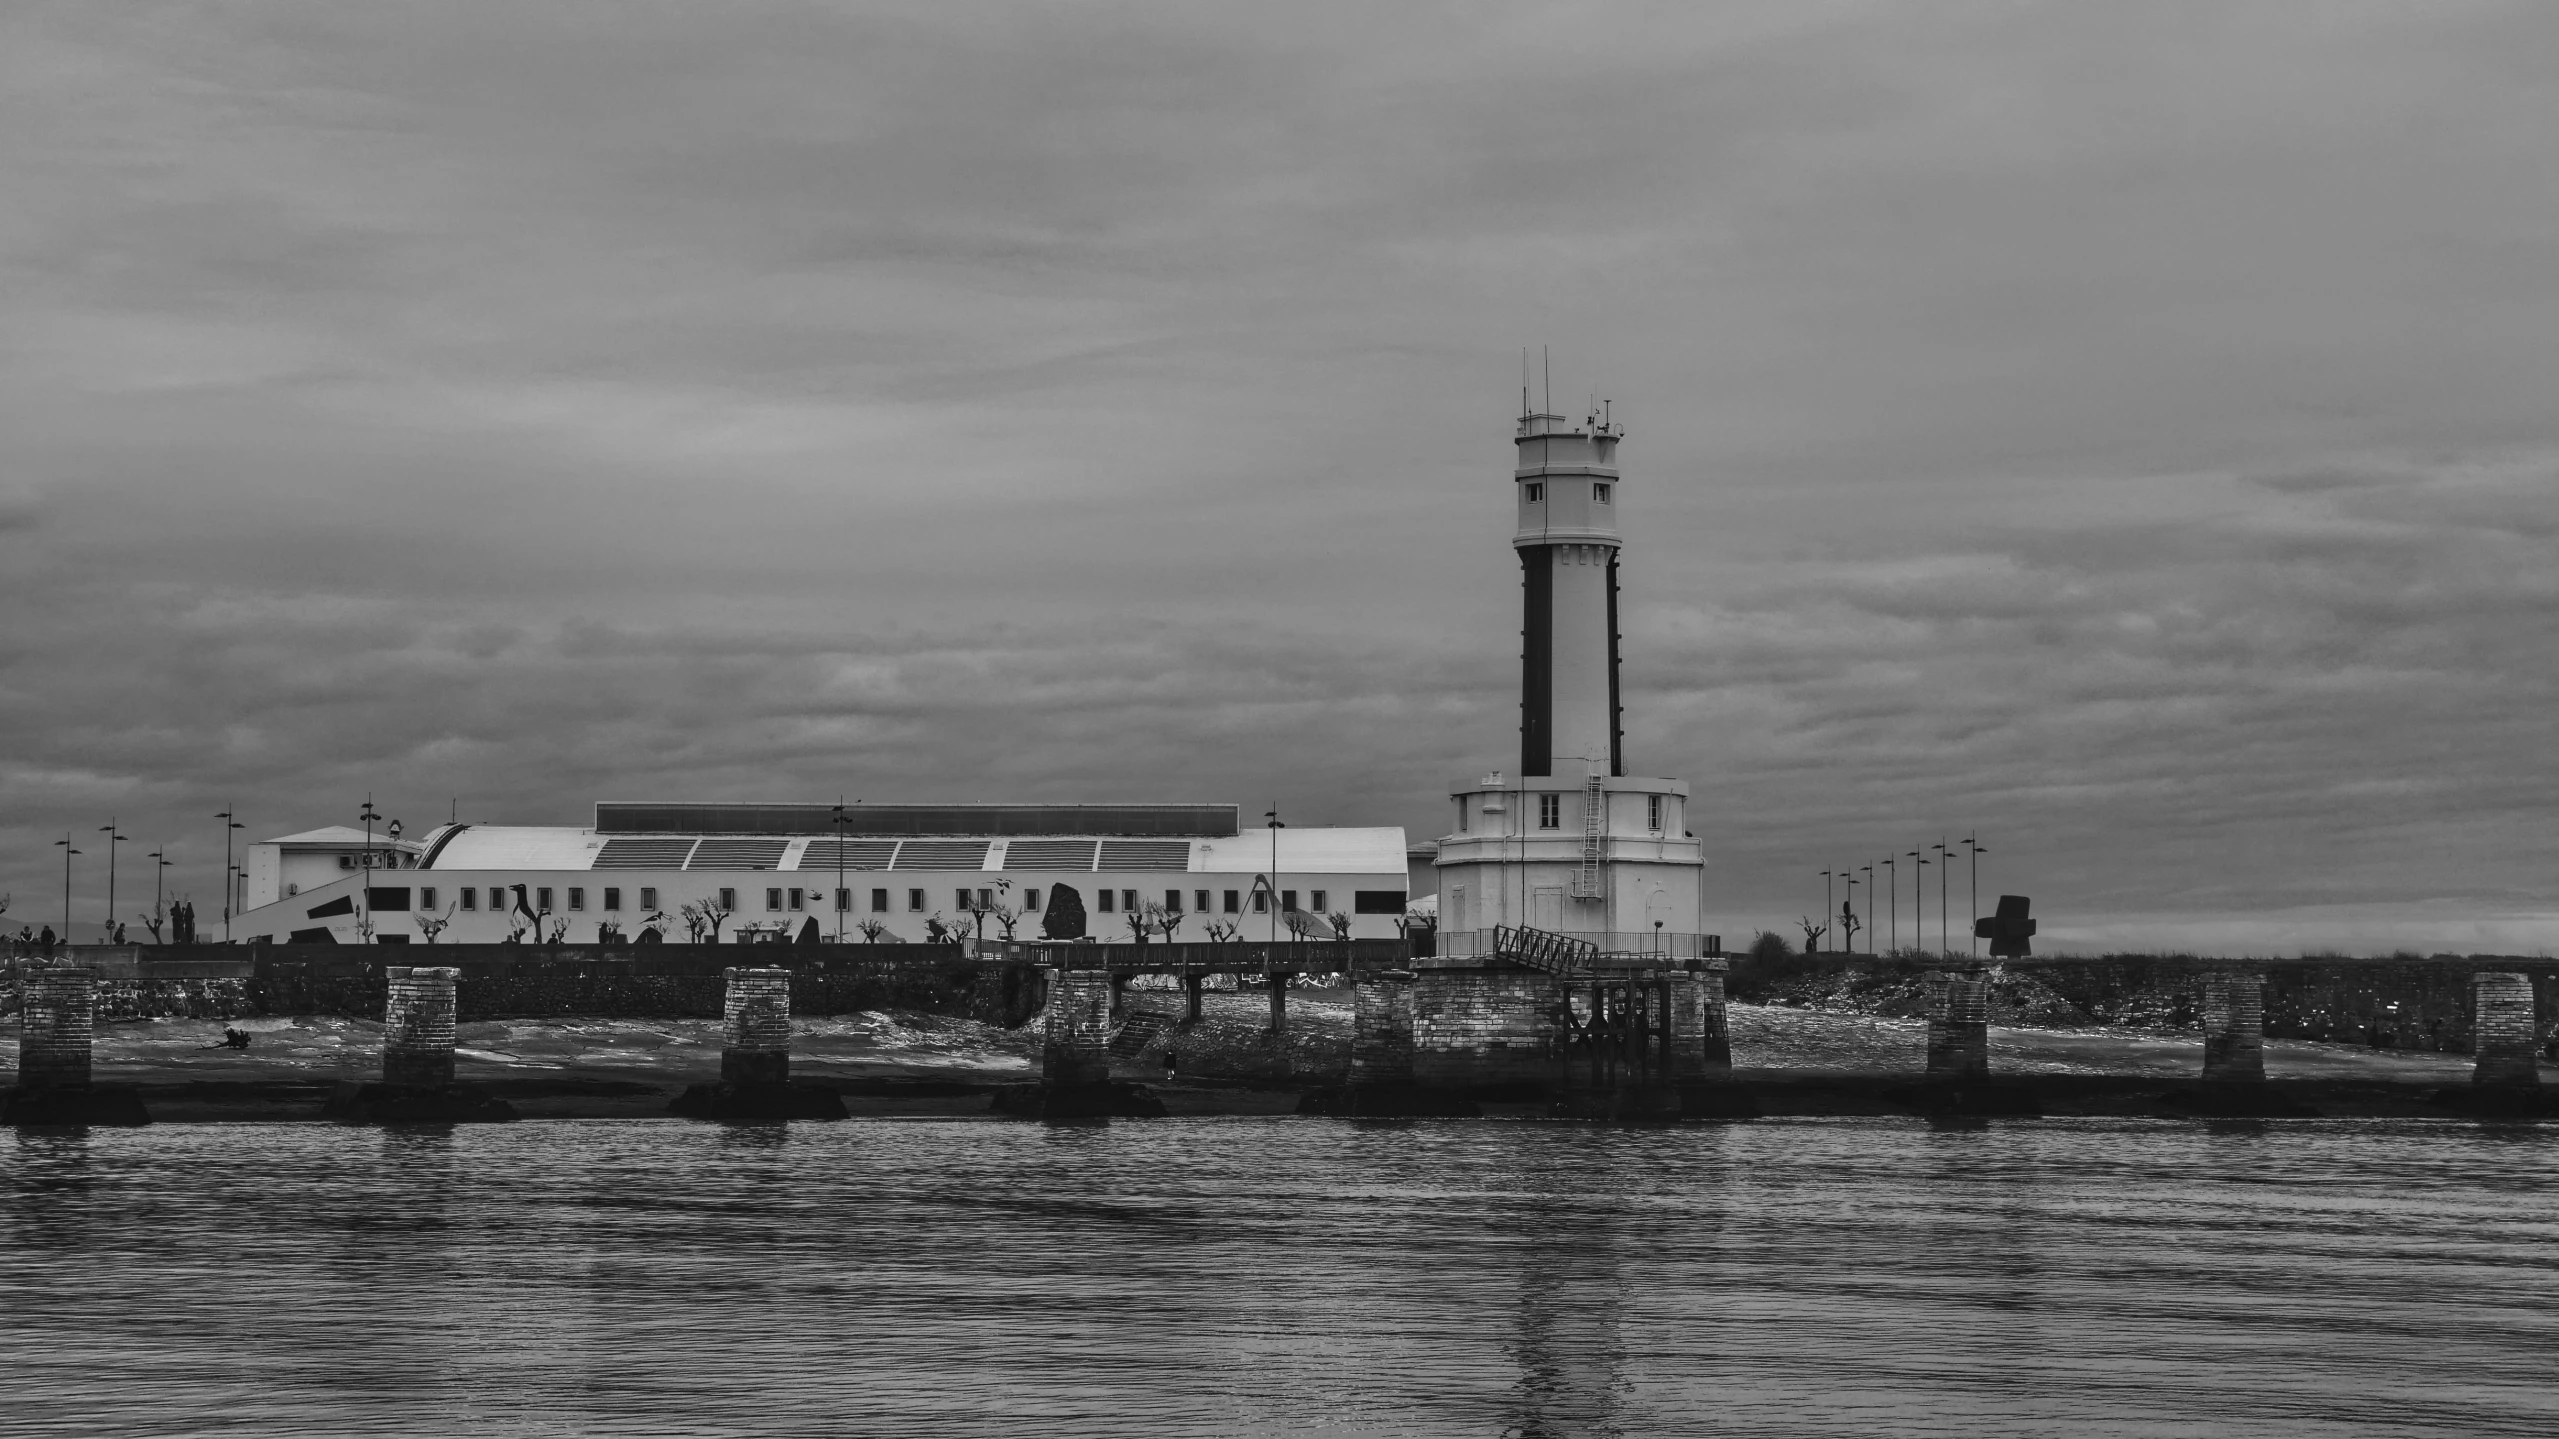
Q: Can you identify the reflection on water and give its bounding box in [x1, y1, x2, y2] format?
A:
[4, 1118, 2557, 1437]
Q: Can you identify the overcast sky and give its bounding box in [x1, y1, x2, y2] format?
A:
[7, 2, 2559, 954]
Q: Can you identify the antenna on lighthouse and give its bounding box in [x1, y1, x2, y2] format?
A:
[1521, 349, 1530, 419]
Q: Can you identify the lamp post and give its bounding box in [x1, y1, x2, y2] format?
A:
[1265, 807, 1284, 954]
[215, 807, 244, 941]
[99, 820, 127, 943]
[149, 847, 172, 943]
[1842, 872, 1860, 956]
[1859, 864, 1874, 955]
[1881, 856, 1897, 955]
[830, 797, 851, 944]
[1819, 870, 1834, 954]
[1963, 833, 1986, 958]
[55, 835, 80, 944]
[1934, 838, 1951, 956]
[1907, 849, 1928, 957]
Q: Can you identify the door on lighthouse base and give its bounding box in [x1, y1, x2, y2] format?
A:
[1531, 887, 1564, 932]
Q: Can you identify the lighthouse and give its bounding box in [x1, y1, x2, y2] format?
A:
[1434, 396, 1707, 947]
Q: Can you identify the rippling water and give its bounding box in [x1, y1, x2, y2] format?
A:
[5, 1118, 2554, 1437]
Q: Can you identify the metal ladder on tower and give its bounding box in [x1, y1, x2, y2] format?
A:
[1571, 772, 1604, 900]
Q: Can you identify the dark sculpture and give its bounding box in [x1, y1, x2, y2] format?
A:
[1974, 895, 2036, 958]
[1041, 884, 1087, 941]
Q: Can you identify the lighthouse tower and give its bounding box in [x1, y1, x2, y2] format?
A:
[1433, 399, 1707, 948]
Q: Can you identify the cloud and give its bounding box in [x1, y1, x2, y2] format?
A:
[7, 3, 2559, 952]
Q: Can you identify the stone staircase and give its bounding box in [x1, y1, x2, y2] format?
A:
[1108, 1010, 1172, 1057]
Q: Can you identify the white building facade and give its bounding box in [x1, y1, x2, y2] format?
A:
[1433, 407, 1710, 955]
[230, 802, 1411, 946]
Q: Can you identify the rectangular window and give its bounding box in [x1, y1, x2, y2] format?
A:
[363, 887, 412, 911]
[1123, 889, 1137, 913]
[1458, 796, 1468, 832]
[956, 888, 973, 912]
[978, 888, 993, 908]
[1594, 483, 1610, 503]
[1165, 890, 1182, 912]
[1252, 891, 1268, 914]
[1281, 890, 1298, 912]
[789, 888, 805, 911]
[568, 887, 586, 911]
[1353, 890, 1408, 914]
[906, 888, 924, 912]
[1647, 794, 1663, 830]
[339, 854, 354, 870]
[1025, 888, 1041, 910]
[640, 887, 657, 911]
[1539, 793, 1561, 828]
[872, 887, 890, 912]
[835, 888, 850, 913]
[765, 888, 783, 912]
[603, 887, 621, 911]
[489, 887, 507, 911]
[459, 888, 477, 911]
[719, 888, 736, 912]
[537, 887, 555, 913]
[1525, 482, 1543, 503]
[1224, 890, 1240, 914]
[1195, 889, 1211, 913]
[419, 887, 438, 911]
[1098, 889, 1114, 913]
[1310, 890, 1326, 913]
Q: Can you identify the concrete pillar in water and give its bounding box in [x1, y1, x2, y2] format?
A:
[382, 966, 459, 1088]
[1183, 971, 1205, 1024]
[18, 967, 98, 1090]
[1926, 969, 1990, 1080]
[1347, 972, 1416, 1087]
[2472, 971, 2541, 1091]
[2201, 970, 2266, 1083]
[1267, 966, 1288, 1036]
[1699, 959, 1733, 1070]
[721, 967, 792, 1086]
[1043, 968, 1114, 1087]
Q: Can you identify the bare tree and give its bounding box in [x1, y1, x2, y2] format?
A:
[1204, 919, 1239, 944]
[1147, 901, 1186, 945]
[856, 917, 890, 944]
[1282, 908, 1318, 943]
[680, 896, 732, 945]
[988, 903, 1022, 941]
[1797, 916, 1827, 953]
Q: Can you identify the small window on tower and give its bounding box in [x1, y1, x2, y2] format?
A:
[1594, 483, 1610, 503]
[1525, 483, 1543, 503]
[1647, 795, 1663, 830]
[1539, 794, 1561, 828]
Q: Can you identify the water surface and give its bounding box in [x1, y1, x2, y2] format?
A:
[5, 1117, 2553, 1436]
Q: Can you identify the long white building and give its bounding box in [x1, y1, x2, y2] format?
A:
[1432, 404, 1710, 952]
[232, 802, 1411, 945]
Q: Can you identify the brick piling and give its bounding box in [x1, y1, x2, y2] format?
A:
[18, 967, 98, 1090]
[1347, 972, 1416, 1087]
[382, 966, 459, 1088]
[2472, 971, 2541, 1091]
[2201, 970, 2266, 1083]
[720, 967, 792, 1086]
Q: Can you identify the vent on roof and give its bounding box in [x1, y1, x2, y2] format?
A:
[593, 837, 699, 870]
[794, 839, 901, 872]
[1098, 840, 1192, 871]
[1001, 839, 1098, 871]
[686, 838, 790, 871]
[890, 840, 992, 870]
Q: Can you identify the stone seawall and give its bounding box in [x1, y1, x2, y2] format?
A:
[12, 947, 1048, 1029]
[1730, 952, 2559, 1055]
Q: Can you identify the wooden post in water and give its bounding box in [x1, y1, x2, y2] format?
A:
[2471, 972, 2541, 1091]
[1183, 971, 1205, 1024]
[721, 967, 792, 1086]
[2201, 970, 2266, 1083]
[382, 966, 459, 1088]
[1267, 964, 1288, 1037]
[18, 967, 97, 1091]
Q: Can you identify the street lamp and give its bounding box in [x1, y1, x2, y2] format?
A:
[148, 847, 172, 943]
[99, 820, 128, 944]
[1881, 855, 1897, 955]
[1907, 849, 1929, 957]
[1842, 871, 1860, 955]
[54, 835, 80, 945]
[1860, 864, 1874, 955]
[1819, 870, 1834, 954]
[1934, 838, 1952, 956]
[1963, 833, 1986, 958]
[830, 797, 852, 944]
[215, 808, 244, 941]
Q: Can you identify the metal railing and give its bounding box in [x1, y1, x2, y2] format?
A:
[1441, 929, 1722, 962]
